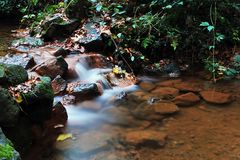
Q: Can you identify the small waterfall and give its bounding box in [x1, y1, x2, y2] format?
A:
[75, 57, 112, 88]
[62, 54, 137, 127]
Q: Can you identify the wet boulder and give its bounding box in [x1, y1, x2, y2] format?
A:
[0, 54, 35, 69]
[76, 22, 105, 52]
[39, 14, 80, 40]
[0, 88, 20, 127]
[66, 81, 102, 101]
[0, 128, 21, 160]
[0, 63, 28, 86]
[35, 56, 68, 79]
[200, 90, 233, 104]
[2, 116, 33, 154]
[142, 60, 180, 77]
[65, 0, 91, 19]
[16, 77, 54, 122]
[173, 92, 200, 106]
[45, 102, 68, 127]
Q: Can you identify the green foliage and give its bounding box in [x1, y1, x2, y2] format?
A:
[21, 2, 64, 29]
[0, 144, 14, 160]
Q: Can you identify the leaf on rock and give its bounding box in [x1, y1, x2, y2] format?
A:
[57, 133, 73, 141]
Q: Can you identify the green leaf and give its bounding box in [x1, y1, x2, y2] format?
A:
[207, 26, 214, 32]
[164, 5, 172, 9]
[96, 3, 102, 12]
[117, 33, 123, 38]
[200, 22, 210, 27]
[171, 41, 178, 50]
[208, 45, 215, 50]
[178, 1, 184, 5]
[140, 56, 145, 60]
[216, 33, 225, 42]
[131, 56, 135, 61]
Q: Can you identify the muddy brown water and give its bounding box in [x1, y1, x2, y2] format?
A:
[1, 24, 240, 160]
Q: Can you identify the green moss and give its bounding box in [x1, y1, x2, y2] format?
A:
[0, 144, 14, 160]
[21, 76, 54, 104]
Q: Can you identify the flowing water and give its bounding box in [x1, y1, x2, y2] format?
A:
[1, 23, 240, 160]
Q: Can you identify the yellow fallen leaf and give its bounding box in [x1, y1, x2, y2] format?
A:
[15, 93, 23, 103]
[112, 67, 119, 74]
[56, 133, 73, 141]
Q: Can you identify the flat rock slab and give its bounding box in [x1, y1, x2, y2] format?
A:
[124, 130, 167, 148]
[0, 54, 35, 69]
[200, 90, 233, 104]
[173, 92, 200, 106]
[151, 87, 179, 98]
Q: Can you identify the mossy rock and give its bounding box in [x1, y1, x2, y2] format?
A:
[0, 63, 28, 86]
[0, 128, 20, 160]
[20, 77, 54, 122]
[0, 88, 20, 127]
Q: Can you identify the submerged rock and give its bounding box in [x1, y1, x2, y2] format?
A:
[151, 87, 179, 99]
[157, 79, 182, 87]
[152, 102, 180, 114]
[35, 56, 68, 79]
[174, 82, 202, 93]
[0, 54, 35, 69]
[132, 101, 179, 121]
[0, 88, 20, 127]
[173, 92, 200, 106]
[200, 90, 233, 104]
[124, 130, 167, 148]
[0, 63, 28, 86]
[0, 128, 21, 160]
[139, 81, 156, 91]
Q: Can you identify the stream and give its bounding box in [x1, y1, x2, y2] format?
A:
[1, 23, 240, 160]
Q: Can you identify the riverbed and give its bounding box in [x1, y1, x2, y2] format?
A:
[1, 23, 240, 160]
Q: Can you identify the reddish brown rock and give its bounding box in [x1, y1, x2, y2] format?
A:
[35, 56, 68, 79]
[124, 130, 167, 147]
[51, 75, 67, 95]
[151, 87, 179, 98]
[173, 92, 200, 106]
[139, 81, 156, 91]
[200, 90, 233, 104]
[174, 82, 202, 93]
[78, 54, 111, 68]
